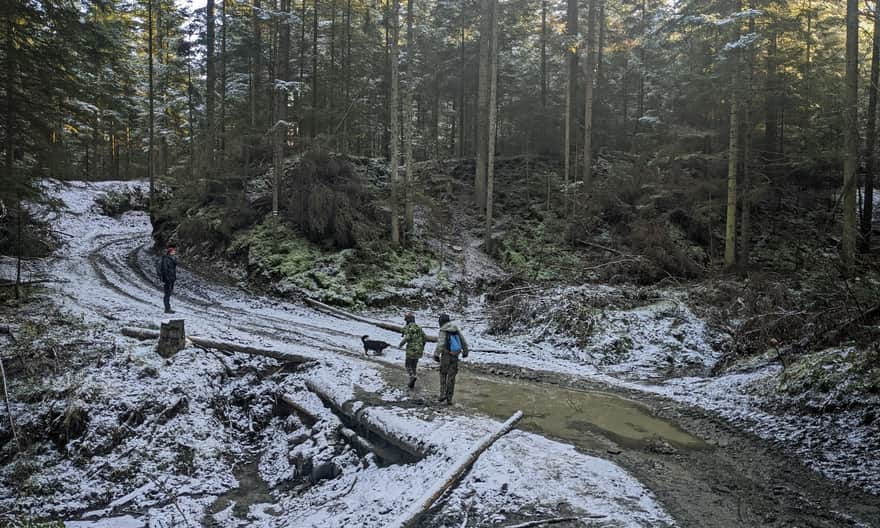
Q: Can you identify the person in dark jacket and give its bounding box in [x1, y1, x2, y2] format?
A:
[432, 313, 469, 405]
[157, 243, 178, 314]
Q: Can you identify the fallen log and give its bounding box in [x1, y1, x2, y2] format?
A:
[304, 298, 439, 342]
[504, 517, 582, 528]
[388, 410, 525, 528]
[120, 327, 312, 364]
[278, 393, 323, 425]
[0, 279, 68, 288]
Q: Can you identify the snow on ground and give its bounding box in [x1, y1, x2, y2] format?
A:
[1, 179, 679, 526]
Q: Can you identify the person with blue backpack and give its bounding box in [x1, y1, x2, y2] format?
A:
[432, 313, 469, 405]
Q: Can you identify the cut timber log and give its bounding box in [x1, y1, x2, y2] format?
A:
[0, 279, 68, 288]
[304, 298, 439, 342]
[120, 327, 311, 364]
[157, 319, 186, 358]
[388, 410, 525, 528]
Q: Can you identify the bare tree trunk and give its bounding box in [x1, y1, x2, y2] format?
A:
[475, 0, 491, 211]
[841, 0, 858, 271]
[220, 0, 228, 171]
[403, 0, 415, 238]
[206, 0, 217, 174]
[456, 14, 465, 158]
[724, 5, 741, 271]
[390, 0, 401, 245]
[485, 0, 498, 244]
[583, 0, 598, 189]
[861, 0, 880, 253]
[147, 0, 155, 202]
[311, 0, 318, 138]
[739, 4, 756, 269]
[764, 32, 778, 163]
[540, 0, 547, 108]
[273, 0, 290, 216]
[563, 0, 578, 216]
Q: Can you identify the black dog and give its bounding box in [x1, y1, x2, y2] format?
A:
[362, 335, 391, 356]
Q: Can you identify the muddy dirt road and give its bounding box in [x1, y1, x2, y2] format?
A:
[63, 228, 878, 528]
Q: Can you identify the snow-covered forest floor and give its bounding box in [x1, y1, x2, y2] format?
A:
[1, 180, 879, 528]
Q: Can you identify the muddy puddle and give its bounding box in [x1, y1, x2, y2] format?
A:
[206, 460, 278, 525]
[379, 366, 706, 452]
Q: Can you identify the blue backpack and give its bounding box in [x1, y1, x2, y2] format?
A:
[447, 332, 463, 354]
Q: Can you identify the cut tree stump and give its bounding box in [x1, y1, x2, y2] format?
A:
[387, 410, 524, 528]
[157, 319, 186, 358]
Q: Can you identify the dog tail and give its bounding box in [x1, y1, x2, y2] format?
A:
[361, 335, 369, 342]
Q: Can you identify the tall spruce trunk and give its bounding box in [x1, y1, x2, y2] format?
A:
[403, 0, 415, 237]
[723, 7, 741, 270]
[841, 0, 859, 270]
[861, 0, 880, 253]
[540, 0, 547, 108]
[273, 0, 290, 216]
[147, 0, 155, 201]
[206, 0, 216, 173]
[485, 0, 498, 243]
[311, 0, 318, 138]
[583, 0, 598, 189]
[390, 0, 401, 244]
[739, 5, 756, 269]
[475, 0, 491, 211]
[563, 0, 578, 216]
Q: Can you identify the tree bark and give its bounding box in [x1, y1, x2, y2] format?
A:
[485, 0, 498, 243]
[724, 6, 741, 271]
[147, 0, 155, 202]
[540, 0, 547, 108]
[311, 0, 319, 138]
[739, 4, 756, 269]
[583, 0, 598, 189]
[764, 31, 778, 163]
[861, 0, 880, 253]
[272, 0, 291, 216]
[475, 0, 492, 211]
[403, 0, 415, 238]
[390, 0, 401, 245]
[206, 0, 217, 172]
[841, 0, 858, 271]
[563, 0, 578, 215]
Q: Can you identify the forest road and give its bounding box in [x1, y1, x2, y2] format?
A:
[82, 232, 880, 528]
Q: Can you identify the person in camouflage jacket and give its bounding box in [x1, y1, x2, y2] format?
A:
[399, 313, 426, 389]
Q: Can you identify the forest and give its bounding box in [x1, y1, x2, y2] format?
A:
[1, 0, 880, 526]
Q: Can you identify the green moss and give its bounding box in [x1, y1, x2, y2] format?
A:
[232, 217, 436, 305]
[498, 222, 582, 281]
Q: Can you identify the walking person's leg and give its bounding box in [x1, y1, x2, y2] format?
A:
[444, 357, 459, 404]
[406, 357, 418, 388]
[439, 354, 450, 401]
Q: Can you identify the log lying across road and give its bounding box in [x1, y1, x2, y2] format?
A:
[387, 410, 525, 528]
[304, 297, 510, 354]
[304, 298, 439, 342]
[120, 327, 312, 364]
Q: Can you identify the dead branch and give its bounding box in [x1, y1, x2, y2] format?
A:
[0, 279, 68, 288]
[387, 410, 525, 528]
[0, 354, 21, 452]
[503, 517, 585, 528]
[304, 298, 439, 342]
[577, 240, 628, 256]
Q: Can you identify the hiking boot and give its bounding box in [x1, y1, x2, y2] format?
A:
[444, 399, 453, 406]
[408, 377, 416, 389]
[436, 395, 447, 404]
[164, 308, 175, 314]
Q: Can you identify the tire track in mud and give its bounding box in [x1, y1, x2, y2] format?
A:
[91, 235, 880, 528]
